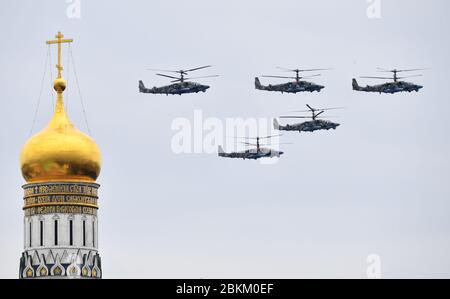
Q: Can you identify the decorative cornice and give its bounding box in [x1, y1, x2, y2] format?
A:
[20, 249, 102, 279]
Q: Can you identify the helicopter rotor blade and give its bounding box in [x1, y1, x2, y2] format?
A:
[288, 106, 344, 113]
[280, 116, 312, 119]
[316, 107, 344, 111]
[183, 75, 220, 80]
[298, 68, 331, 72]
[300, 74, 322, 79]
[184, 65, 212, 73]
[147, 68, 181, 73]
[276, 66, 296, 72]
[241, 135, 283, 140]
[396, 68, 428, 73]
[258, 134, 283, 140]
[261, 75, 297, 79]
[376, 67, 395, 73]
[230, 134, 283, 140]
[148, 65, 213, 74]
[262, 74, 321, 80]
[396, 74, 423, 79]
[360, 76, 394, 80]
[243, 141, 292, 146]
[315, 111, 325, 118]
[276, 66, 331, 72]
[377, 67, 429, 73]
[280, 116, 338, 119]
[306, 104, 315, 111]
[260, 143, 293, 146]
[287, 110, 315, 113]
[156, 73, 181, 80]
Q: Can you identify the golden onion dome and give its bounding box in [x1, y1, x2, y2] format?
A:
[20, 78, 101, 183]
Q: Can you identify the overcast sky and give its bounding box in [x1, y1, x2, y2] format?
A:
[1, 0, 449, 278]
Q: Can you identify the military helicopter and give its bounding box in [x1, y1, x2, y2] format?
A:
[218, 135, 286, 160]
[255, 67, 330, 93]
[275, 104, 342, 133]
[352, 68, 426, 94]
[139, 65, 218, 95]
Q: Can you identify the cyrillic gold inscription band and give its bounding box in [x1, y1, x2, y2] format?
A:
[23, 183, 99, 197]
[24, 195, 98, 207]
[24, 205, 98, 216]
[22, 182, 100, 216]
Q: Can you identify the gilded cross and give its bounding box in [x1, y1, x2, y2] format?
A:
[46, 31, 73, 79]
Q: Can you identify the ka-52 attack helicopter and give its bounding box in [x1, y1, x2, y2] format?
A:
[139, 65, 218, 95]
[274, 104, 342, 133]
[218, 135, 287, 160]
[352, 68, 427, 94]
[255, 66, 331, 94]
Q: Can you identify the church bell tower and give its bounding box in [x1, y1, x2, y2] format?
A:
[19, 32, 103, 279]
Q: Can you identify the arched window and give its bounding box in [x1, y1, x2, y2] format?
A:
[54, 220, 58, 246]
[92, 221, 95, 247]
[69, 219, 73, 246]
[40, 220, 44, 247]
[29, 221, 32, 247]
[83, 220, 86, 247]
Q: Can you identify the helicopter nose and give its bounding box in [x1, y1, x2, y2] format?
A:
[279, 151, 284, 156]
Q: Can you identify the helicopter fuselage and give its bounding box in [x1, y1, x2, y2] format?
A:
[255, 78, 324, 93]
[139, 80, 210, 95]
[218, 147, 283, 160]
[352, 79, 423, 94]
[275, 119, 340, 132]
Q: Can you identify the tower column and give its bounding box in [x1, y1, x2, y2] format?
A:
[19, 32, 103, 279]
[19, 182, 102, 279]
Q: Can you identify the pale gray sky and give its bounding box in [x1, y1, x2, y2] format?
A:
[1, 0, 450, 278]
